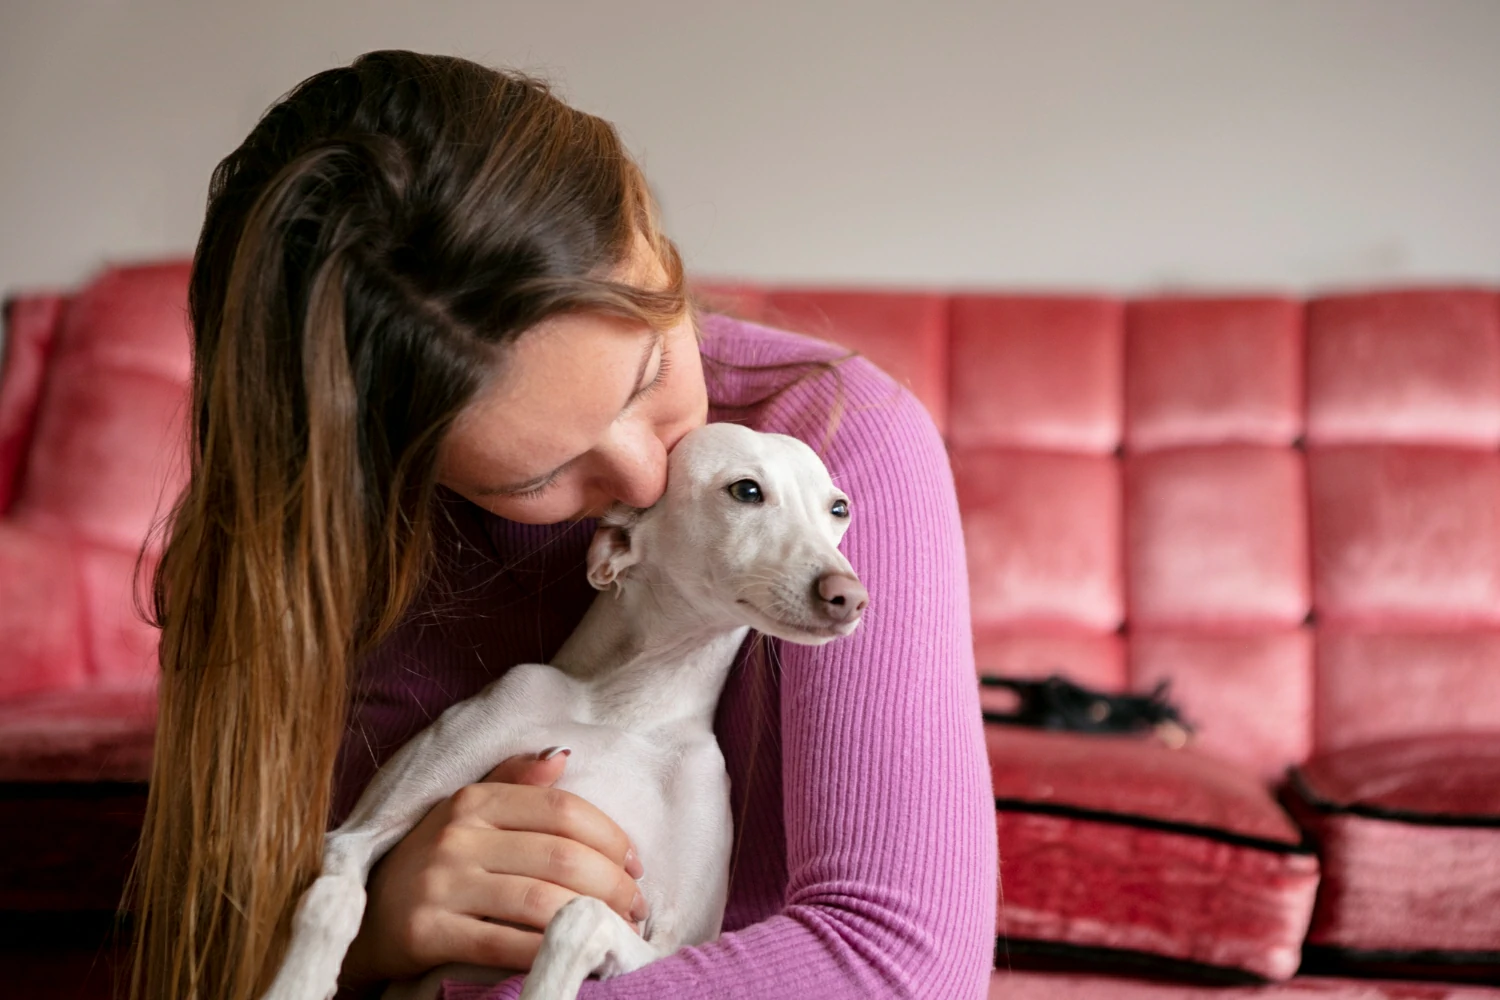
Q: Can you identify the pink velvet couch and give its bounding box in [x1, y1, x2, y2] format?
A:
[1, 261, 1497, 997]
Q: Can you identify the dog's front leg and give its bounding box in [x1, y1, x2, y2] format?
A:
[263, 667, 563, 1000]
[518, 896, 665, 1000]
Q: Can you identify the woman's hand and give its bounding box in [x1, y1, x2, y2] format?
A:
[338, 750, 648, 988]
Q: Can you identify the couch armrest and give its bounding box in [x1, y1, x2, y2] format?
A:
[0, 295, 67, 514]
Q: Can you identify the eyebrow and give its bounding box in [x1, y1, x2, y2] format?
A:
[476, 333, 663, 497]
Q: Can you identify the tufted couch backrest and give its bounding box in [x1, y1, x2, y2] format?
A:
[3, 264, 1498, 781]
[698, 284, 1500, 781]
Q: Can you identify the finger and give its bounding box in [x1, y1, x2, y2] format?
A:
[482, 748, 570, 786]
[453, 870, 643, 942]
[456, 871, 577, 932]
[431, 911, 544, 972]
[458, 830, 646, 927]
[447, 782, 640, 878]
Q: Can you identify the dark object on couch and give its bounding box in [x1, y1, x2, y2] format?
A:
[981, 673, 1194, 746]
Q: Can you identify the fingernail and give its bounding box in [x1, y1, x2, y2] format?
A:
[630, 890, 650, 923]
[624, 847, 644, 879]
[538, 746, 571, 761]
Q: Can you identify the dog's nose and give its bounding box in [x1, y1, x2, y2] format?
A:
[816, 573, 868, 623]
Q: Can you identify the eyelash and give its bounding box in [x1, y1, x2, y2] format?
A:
[640, 346, 673, 400]
[508, 347, 674, 503]
[510, 474, 560, 501]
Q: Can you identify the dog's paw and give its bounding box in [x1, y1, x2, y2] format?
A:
[517, 897, 662, 1000]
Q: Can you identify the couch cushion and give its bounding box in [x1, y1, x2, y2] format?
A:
[0, 524, 85, 701]
[1308, 447, 1500, 629]
[754, 289, 950, 432]
[975, 633, 1126, 696]
[1130, 631, 1313, 782]
[957, 450, 1122, 632]
[1306, 290, 1500, 448]
[7, 263, 190, 553]
[1125, 297, 1303, 453]
[949, 296, 1123, 453]
[1284, 732, 1500, 984]
[0, 295, 67, 514]
[1125, 446, 1309, 627]
[1315, 632, 1500, 752]
[77, 544, 160, 687]
[988, 725, 1320, 982]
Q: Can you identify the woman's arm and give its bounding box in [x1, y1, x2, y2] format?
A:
[443, 357, 998, 999]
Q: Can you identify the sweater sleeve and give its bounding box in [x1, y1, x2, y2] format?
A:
[441, 356, 998, 1000]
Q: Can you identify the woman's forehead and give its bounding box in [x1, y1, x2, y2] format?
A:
[446, 315, 657, 480]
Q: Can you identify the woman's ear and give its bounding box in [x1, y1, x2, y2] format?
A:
[586, 524, 640, 590]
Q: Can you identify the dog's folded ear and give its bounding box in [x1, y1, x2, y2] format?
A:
[587, 517, 641, 591]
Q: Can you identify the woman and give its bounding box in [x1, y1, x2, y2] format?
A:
[128, 50, 995, 1000]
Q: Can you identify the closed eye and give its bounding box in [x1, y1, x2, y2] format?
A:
[508, 472, 563, 500]
[625, 344, 673, 410]
[478, 342, 673, 503]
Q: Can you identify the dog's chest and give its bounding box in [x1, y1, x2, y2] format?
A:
[527, 693, 733, 941]
[491, 664, 735, 945]
[542, 714, 728, 849]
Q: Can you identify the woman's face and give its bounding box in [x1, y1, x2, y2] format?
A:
[437, 252, 708, 525]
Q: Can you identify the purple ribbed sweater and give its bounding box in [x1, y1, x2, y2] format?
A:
[331, 314, 996, 999]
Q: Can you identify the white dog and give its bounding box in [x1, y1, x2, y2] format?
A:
[263, 422, 868, 1000]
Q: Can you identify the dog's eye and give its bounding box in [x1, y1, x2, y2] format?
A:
[727, 479, 763, 503]
[831, 498, 849, 518]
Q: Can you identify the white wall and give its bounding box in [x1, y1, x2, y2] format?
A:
[2, 0, 1498, 299]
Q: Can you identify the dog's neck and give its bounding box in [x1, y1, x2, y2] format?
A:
[549, 564, 750, 730]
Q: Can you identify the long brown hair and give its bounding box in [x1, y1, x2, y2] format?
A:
[126, 50, 687, 1000]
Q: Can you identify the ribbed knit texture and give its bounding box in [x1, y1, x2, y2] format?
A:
[331, 314, 996, 999]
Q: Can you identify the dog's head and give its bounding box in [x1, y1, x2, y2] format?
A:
[586, 422, 866, 644]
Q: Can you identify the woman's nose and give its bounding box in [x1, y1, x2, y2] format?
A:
[597, 422, 670, 509]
